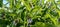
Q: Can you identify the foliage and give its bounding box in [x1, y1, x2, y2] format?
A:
[0, 0, 60, 27]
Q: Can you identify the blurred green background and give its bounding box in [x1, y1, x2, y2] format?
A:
[0, 0, 60, 27]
